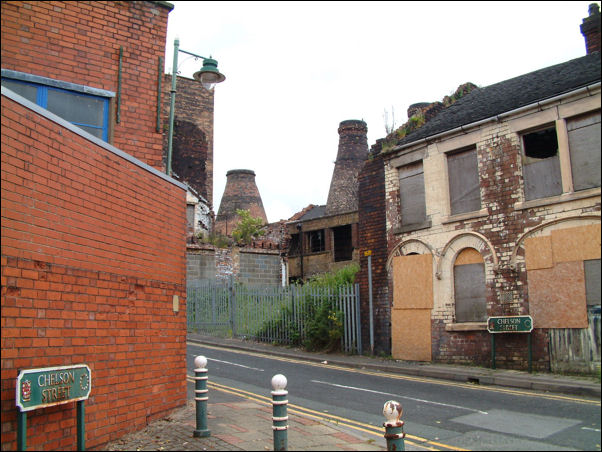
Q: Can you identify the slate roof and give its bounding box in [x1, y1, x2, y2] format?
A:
[394, 52, 601, 148]
[299, 205, 327, 221]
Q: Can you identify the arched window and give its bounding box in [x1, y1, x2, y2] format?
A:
[454, 248, 487, 322]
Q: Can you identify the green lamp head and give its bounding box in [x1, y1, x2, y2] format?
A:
[193, 57, 226, 90]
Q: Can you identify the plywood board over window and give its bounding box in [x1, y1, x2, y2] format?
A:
[447, 147, 481, 215]
[391, 309, 432, 361]
[391, 254, 433, 361]
[392, 254, 433, 309]
[528, 261, 588, 328]
[567, 111, 601, 191]
[398, 162, 426, 226]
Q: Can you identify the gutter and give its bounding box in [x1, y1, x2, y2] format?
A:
[391, 81, 601, 153]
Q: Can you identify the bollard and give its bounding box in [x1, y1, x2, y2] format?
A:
[383, 400, 405, 451]
[193, 356, 210, 438]
[271, 374, 288, 451]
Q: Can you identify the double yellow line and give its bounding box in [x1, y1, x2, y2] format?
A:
[186, 376, 468, 451]
[189, 342, 601, 407]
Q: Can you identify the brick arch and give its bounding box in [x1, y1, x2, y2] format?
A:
[437, 232, 498, 281]
[509, 214, 601, 270]
[387, 238, 435, 271]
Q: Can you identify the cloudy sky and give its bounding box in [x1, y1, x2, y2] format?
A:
[165, 1, 597, 223]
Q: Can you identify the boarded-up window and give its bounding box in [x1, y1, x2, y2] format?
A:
[585, 259, 601, 307]
[447, 147, 481, 215]
[399, 161, 426, 226]
[522, 127, 562, 201]
[454, 249, 487, 322]
[567, 111, 601, 191]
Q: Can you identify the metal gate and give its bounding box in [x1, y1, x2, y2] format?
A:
[187, 279, 362, 354]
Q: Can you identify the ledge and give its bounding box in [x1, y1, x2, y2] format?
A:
[445, 322, 488, 332]
[441, 208, 489, 225]
[514, 187, 601, 211]
[393, 220, 432, 235]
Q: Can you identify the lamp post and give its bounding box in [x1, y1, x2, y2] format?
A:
[166, 38, 226, 176]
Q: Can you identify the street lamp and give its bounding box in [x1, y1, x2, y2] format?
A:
[166, 38, 226, 176]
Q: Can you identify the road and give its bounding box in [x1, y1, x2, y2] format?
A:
[186, 342, 601, 451]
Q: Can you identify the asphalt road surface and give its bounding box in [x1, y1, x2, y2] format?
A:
[187, 342, 601, 451]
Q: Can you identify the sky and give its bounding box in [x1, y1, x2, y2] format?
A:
[165, 1, 597, 223]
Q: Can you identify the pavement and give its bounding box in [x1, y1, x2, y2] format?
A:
[103, 333, 601, 451]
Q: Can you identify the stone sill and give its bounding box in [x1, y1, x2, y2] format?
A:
[393, 220, 432, 235]
[446, 322, 488, 332]
[514, 187, 601, 211]
[441, 208, 489, 225]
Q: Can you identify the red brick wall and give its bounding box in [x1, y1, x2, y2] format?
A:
[1, 94, 187, 450]
[357, 145, 391, 354]
[1, 0, 171, 169]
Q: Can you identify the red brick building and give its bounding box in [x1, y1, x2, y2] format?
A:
[357, 5, 601, 372]
[1, 1, 192, 449]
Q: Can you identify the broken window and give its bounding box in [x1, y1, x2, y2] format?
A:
[399, 161, 427, 226]
[447, 147, 481, 215]
[333, 225, 353, 262]
[306, 230, 325, 253]
[567, 111, 601, 191]
[521, 126, 562, 201]
[288, 233, 300, 256]
[454, 248, 487, 323]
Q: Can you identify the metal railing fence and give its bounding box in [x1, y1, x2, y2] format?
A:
[187, 279, 362, 354]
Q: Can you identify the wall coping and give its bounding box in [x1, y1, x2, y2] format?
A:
[2, 86, 187, 191]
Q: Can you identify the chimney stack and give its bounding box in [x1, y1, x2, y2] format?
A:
[325, 120, 369, 216]
[216, 169, 268, 235]
[581, 3, 601, 54]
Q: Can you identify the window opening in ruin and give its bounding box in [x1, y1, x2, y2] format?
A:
[447, 146, 481, 215]
[567, 111, 601, 191]
[333, 225, 353, 262]
[306, 230, 325, 253]
[399, 161, 426, 226]
[521, 126, 562, 201]
[454, 248, 487, 323]
[288, 233, 300, 256]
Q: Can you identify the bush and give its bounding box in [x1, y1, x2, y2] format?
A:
[255, 264, 359, 352]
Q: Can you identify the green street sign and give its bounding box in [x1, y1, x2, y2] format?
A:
[487, 315, 533, 334]
[16, 365, 91, 412]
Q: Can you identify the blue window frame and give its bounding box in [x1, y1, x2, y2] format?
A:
[1, 77, 110, 142]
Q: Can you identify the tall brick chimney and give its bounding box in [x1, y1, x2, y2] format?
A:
[215, 169, 268, 235]
[325, 120, 369, 216]
[581, 3, 601, 54]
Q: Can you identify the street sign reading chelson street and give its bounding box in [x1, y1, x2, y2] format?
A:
[487, 315, 533, 334]
[16, 365, 91, 412]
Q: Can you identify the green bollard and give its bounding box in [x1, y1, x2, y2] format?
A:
[271, 374, 288, 451]
[193, 356, 210, 438]
[383, 400, 405, 451]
